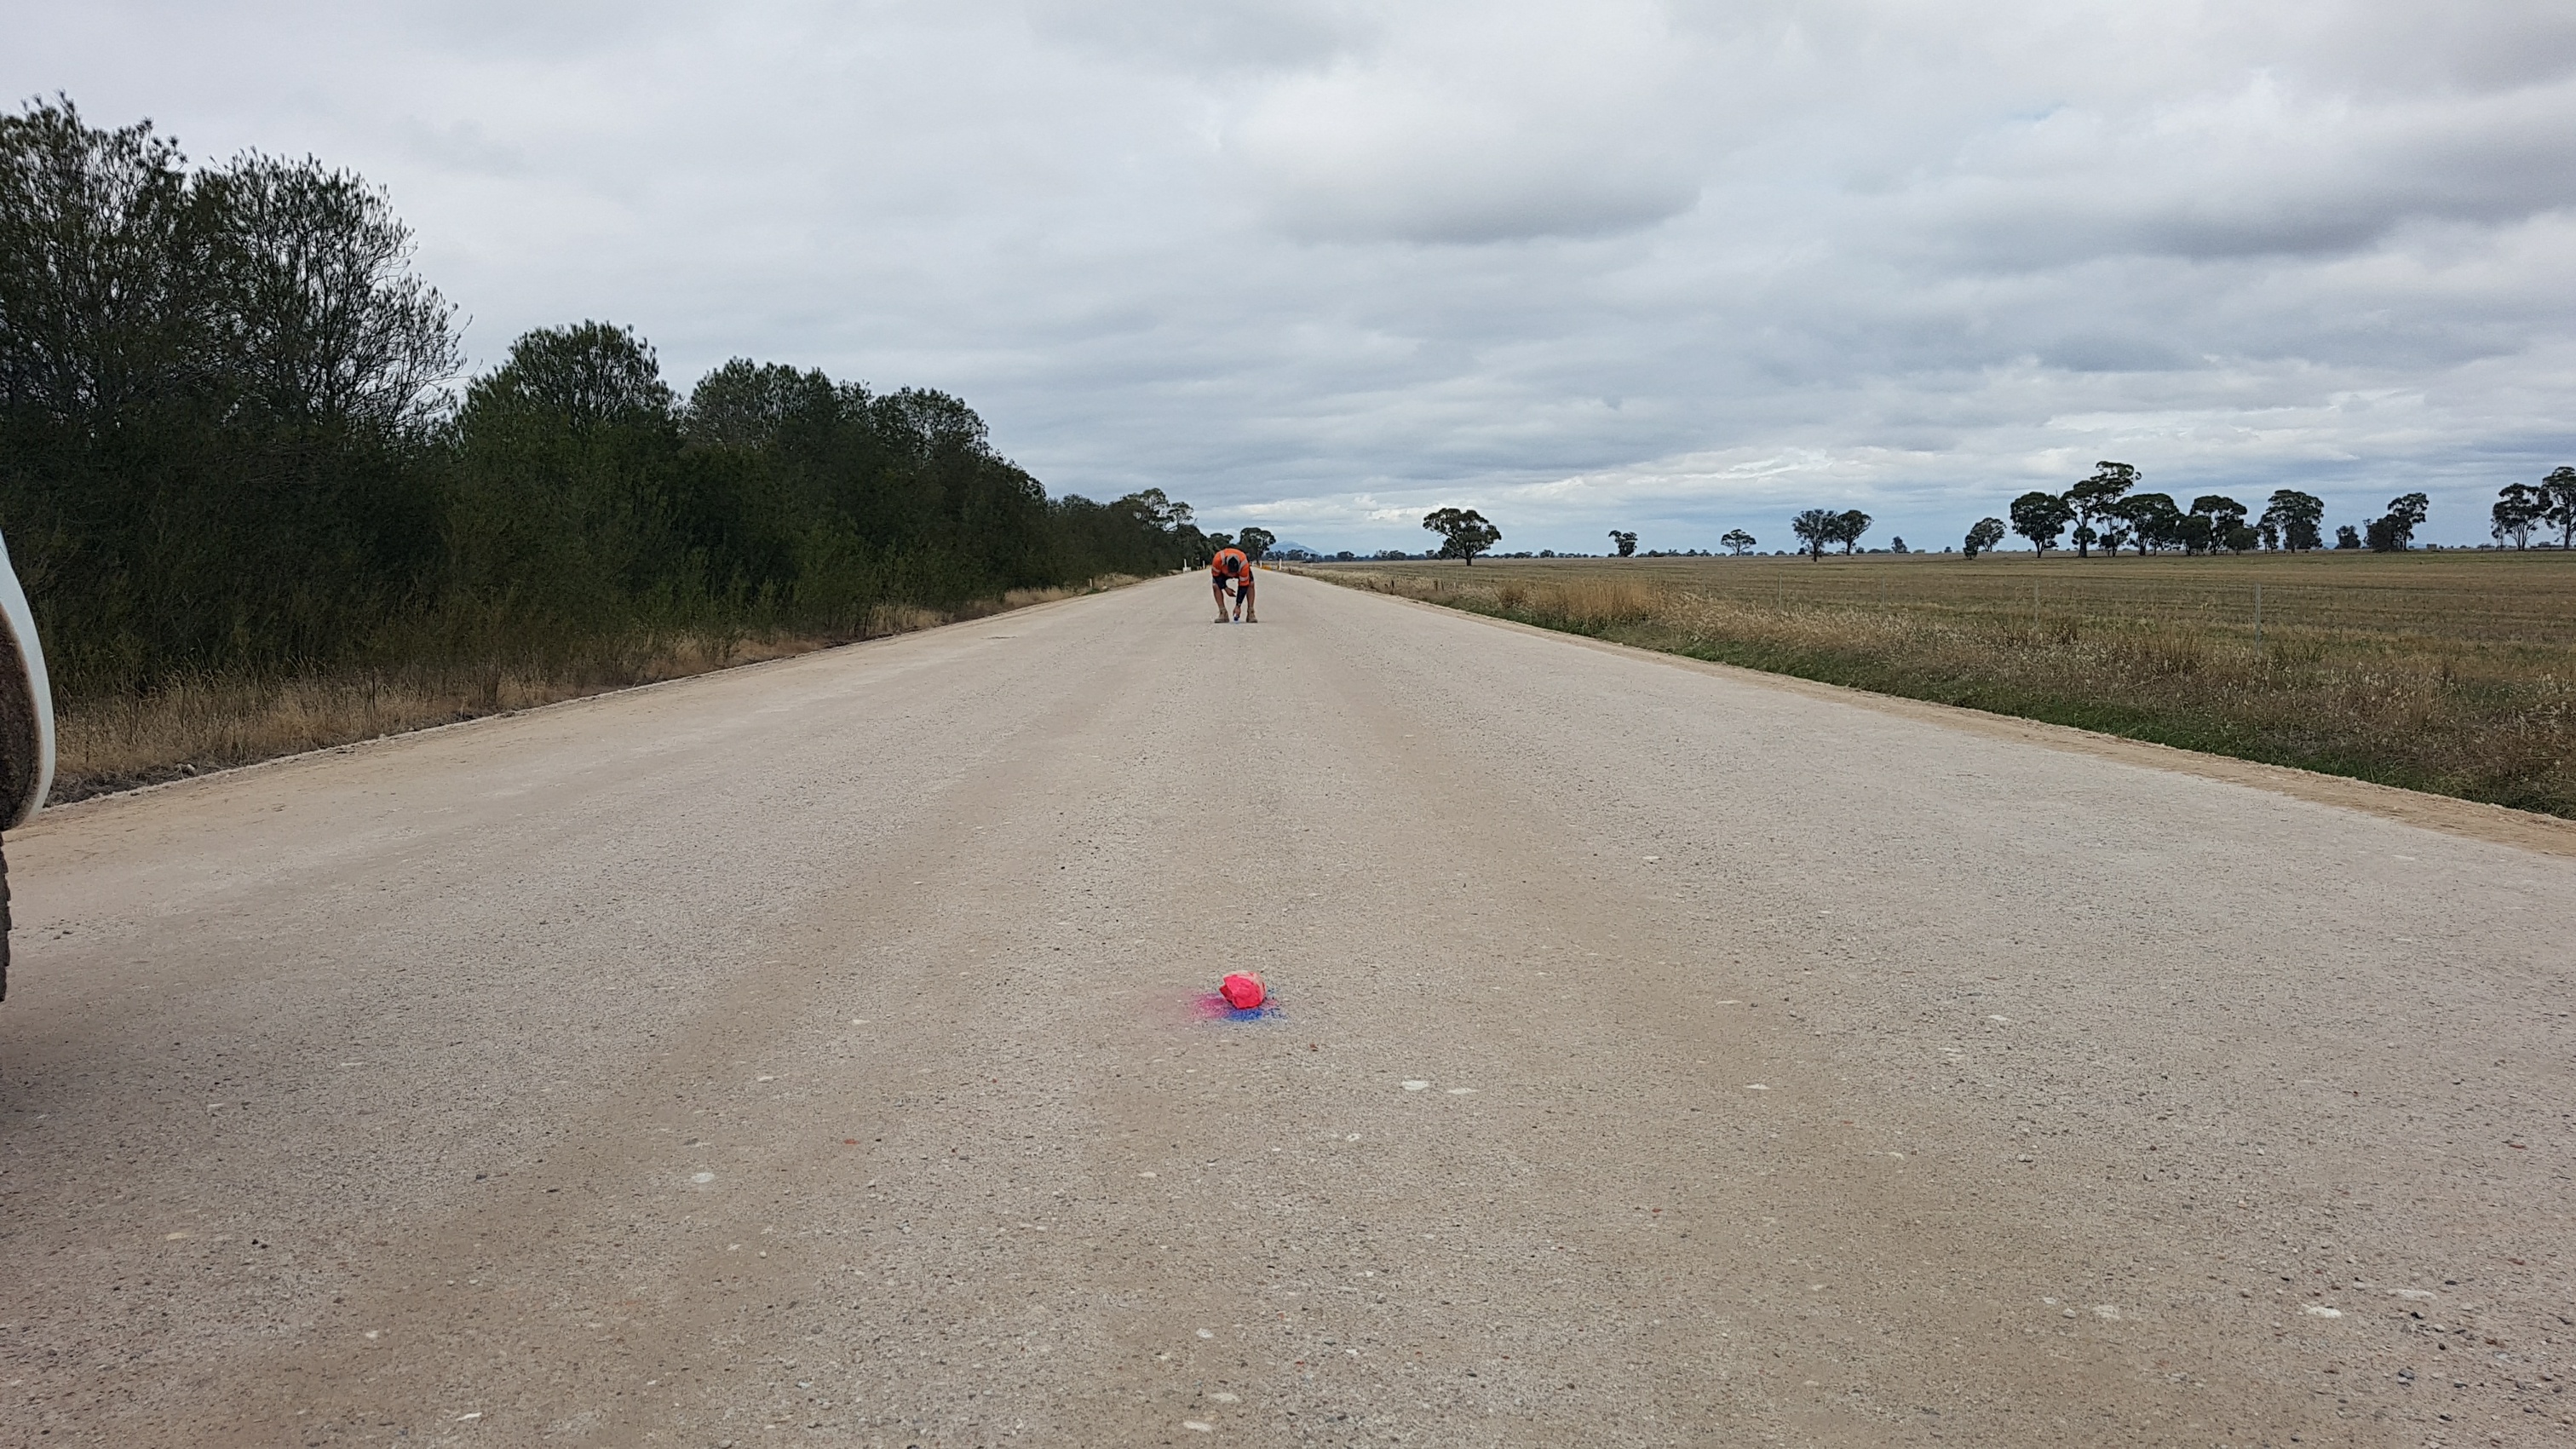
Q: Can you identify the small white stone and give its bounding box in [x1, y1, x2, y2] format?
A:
[2304, 1304, 2343, 1318]
[1401, 1080, 1429, 1091]
[692, 1172, 715, 1184]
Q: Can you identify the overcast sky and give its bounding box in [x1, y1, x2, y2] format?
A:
[12, 0, 2576, 551]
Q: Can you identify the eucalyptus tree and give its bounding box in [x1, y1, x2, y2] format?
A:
[2009, 492, 2072, 555]
[2258, 490, 2325, 551]
[1422, 508, 1500, 563]
[2064, 463, 2137, 558]
[2539, 467, 2576, 549]
[2493, 482, 2544, 549]
[1791, 509, 1837, 560]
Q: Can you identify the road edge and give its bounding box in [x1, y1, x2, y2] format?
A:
[26, 576, 1159, 824]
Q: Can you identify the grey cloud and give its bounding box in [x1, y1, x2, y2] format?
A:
[7, 0, 2573, 554]
[1907, 80, 2576, 271]
[1224, 0, 1712, 243]
[1010, 0, 1376, 72]
[1256, 163, 1700, 245]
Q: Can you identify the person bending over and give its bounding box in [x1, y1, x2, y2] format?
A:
[1210, 547, 1257, 624]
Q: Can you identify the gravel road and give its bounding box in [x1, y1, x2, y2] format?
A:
[3, 570, 2571, 1447]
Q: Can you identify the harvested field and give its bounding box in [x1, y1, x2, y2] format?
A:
[1297, 551, 2576, 818]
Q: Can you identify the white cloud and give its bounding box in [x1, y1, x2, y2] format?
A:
[1228, 0, 1705, 244]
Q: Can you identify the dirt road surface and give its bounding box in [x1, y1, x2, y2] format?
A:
[3, 571, 2571, 1447]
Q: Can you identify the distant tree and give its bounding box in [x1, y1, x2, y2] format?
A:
[2009, 492, 2073, 555]
[2064, 462, 2138, 558]
[2365, 492, 2429, 551]
[1608, 530, 1638, 557]
[1128, 487, 1194, 532]
[1964, 517, 2007, 557]
[2492, 483, 2544, 549]
[1423, 507, 1500, 563]
[1720, 527, 1756, 555]
[449, 321, 683, 603]
[1791, 508, 1838, 560]
[2259, 490, 2326, 552]
[1890, 536, 1908, 554]
[2109, 492, 2183, 554]
[2539, 466, 2576, 549]
[468, 319, 676, 430]
[1833, 509, 1872, 555]
[1236, 526, 1276, 561]
[682, 358, 838, 450]
[2335, 524, 2361, 549]
[2189, 495, 2249, 555]
[1205, 531, 1234, 554]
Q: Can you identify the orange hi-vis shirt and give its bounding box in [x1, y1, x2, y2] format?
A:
[1210, 548, 1251, 578]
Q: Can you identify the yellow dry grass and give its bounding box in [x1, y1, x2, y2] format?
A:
[53, 574, 1143, 804]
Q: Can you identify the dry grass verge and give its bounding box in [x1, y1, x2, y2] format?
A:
[54, 574, 1141, 804]
[1295, 554, 2576, 819]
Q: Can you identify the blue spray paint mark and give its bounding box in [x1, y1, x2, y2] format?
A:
[1193, 992, 1282, 1024]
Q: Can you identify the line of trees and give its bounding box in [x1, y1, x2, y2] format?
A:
[1479, 467, 2568, 563]
[1983, 463, 2448, 558]
[2490, 469, 2576, 549]
[1984, 463, 2576, 559]
[0, 99, 1204, 703]
[1586, 528, 1751, 554]
[2004, 465, 2327, 557]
